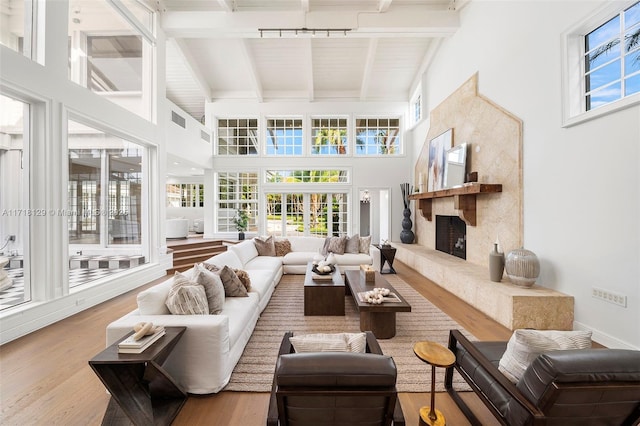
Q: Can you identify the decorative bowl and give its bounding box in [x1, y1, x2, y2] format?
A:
[312, 264, 335, 275]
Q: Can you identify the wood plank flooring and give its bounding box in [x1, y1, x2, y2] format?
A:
[0, 261, 513, 426]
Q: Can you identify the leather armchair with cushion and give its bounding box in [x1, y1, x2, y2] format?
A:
[445, 329, 640, 426]
[267, 331, 405, 426]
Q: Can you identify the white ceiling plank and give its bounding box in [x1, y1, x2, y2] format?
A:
[305, 38, 314, 101]
[169, 38, 213, 102]
[378, 0, 393, 12]
[217, 0, 234, 12]
[300, 0, 309, 13]
[360, 38, 378, 101]
[240, 39, 264, 102]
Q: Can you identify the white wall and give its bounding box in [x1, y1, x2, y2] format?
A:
[418, 1, 640, 349]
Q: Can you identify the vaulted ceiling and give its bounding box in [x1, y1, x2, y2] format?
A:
[161, 0, 465, 121]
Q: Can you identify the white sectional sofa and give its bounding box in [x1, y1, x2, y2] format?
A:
[105, 236, 377, 394]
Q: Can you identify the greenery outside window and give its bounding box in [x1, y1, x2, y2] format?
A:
[310, 118, 348, 155]
[355, 117, 401, 155]
[167, 184, 204, 207]
[217, 172, 258, 232]
[266, 170, 349, 184]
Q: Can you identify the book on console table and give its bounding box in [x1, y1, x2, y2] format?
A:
[118, 329, 165, 353]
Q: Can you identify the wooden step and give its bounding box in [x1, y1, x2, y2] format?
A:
[167, 239, 225, 250]
[166, 238, 229, 275]
[172, 245, 226, 259]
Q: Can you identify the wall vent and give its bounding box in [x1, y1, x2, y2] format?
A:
[200, 130, 211, 143]
[171, 111, 186, 128]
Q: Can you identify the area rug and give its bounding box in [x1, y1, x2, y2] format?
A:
[224, 274, 475, 392]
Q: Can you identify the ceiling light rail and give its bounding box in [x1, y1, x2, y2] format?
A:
[258, 27, 352, 38]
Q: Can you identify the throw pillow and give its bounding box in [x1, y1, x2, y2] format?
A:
[165, 272, 209, 315]
[192, 263, 225, 314]
[217, 265, 248, 297]
[233, 268, 252, 292]
[345, 234, 360, 254]
[201, 262, 220, 273]
[327, 236, 347, 255]
[274, 239, 292, 257]
[289, 332, 367, 353]
[254, 235, 276, 256]
[498, 329, 593, 383]
[359, 235, 372, 253]
[320, 236, 332, 256]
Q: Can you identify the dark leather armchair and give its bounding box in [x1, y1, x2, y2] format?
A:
[445, 329, 640, 426]
[267, 331, 405, 426]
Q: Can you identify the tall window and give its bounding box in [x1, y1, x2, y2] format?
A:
[166, 183, 204, 207]
[68, 0, 154, 120]
[217, 172, 258, 232]
[68, 120, 145, 246]
[355, 117, 401, 155]
[265, 118, 303, 155]
[0, 94, 31, 310]
[217, 119, 258, 155]
[411, 92, 422, 125]
[265, 193, 348, 237]
[585, 2, 640, 110]
[310, 118, 348, 155]
[0, 0, 32, 59]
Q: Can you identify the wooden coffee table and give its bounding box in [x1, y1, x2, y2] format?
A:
[344, 270, 411, 338]
[304, 262, 345, 316]
[89, 326, 187, 426]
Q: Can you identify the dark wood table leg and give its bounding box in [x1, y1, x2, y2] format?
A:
[360, 311, 396, 339]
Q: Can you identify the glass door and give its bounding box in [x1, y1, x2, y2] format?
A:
[265, 192, 348, 237]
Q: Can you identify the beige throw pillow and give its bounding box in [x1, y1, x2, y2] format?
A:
[289, 333, 367, 353]
[345, 234, 360, 254]
[498, 329, 593, 383]
[233, 268, 252, 292]
[274, 239, 292, 257]
[327, 236, 347, 255]
[254, 235, 276, 256]
[192, 263, 225, 314]
[165, 272, 209, 315]
[359, 235, 372, 253]
[217, 265, 248, 297]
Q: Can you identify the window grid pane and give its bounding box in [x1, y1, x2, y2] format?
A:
[310, 118, 348, 155]
[265, 118, 303, 156]
[217, 172, 258, 232]
[217, 118, 259, 155]
[584, 2, 640, 110]
[355, 117, 401, 155]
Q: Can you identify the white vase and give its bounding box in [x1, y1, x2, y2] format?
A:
[326, 252, 336, 265]
[505, 248, 540, 288]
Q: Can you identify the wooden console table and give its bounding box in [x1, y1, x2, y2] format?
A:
[89, 327, 187, 426]
[409, 182, 502, 226]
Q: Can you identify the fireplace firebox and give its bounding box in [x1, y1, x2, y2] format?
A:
[436, 215, 466, 260]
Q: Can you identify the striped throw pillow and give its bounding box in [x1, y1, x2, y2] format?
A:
[165, 272, 209, 315]
[498, 329, 592, 383]
[289, 333, 367, 353]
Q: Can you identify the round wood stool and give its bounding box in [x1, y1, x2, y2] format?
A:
[413, 341, 456, 426]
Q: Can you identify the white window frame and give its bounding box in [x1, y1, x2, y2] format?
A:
[562, 0, 640, 127]
[354, 116, 402, 156]
[264, 116, 304, 156]
[309, 116, 349, 156]
[216, 117, 259, 156]
[410, 88, 422, 126]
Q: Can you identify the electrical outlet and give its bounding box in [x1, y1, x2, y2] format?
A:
[592, 287, 627, 307]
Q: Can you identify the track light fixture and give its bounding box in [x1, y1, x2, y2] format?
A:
[257, 27, 352, 38]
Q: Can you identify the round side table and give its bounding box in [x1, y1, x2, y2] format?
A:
[413, 341, 456, 426]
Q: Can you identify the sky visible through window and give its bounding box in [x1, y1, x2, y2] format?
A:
[585, 2, 640, 109]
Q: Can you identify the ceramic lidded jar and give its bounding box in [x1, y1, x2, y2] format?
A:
[325, 252, 337, 266]
[504, 248, 540, 288]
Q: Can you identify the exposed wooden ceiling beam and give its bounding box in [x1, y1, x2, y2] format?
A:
[162, 9, 459, 38]
[217, 0, 234, 12]
[360, 38, 378, 101]
[239, 39, 264, 102]
[169, 38, 212, 102]
[378, 0, 393, 12]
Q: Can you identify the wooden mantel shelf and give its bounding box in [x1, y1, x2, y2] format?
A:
[408, 183, 502, 226]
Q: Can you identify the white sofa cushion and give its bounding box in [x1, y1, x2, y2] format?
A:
[229, 240, 259, 266]
[287, 236, 325, 252]
[245, 255, 283, 271]
[205, 250, 243, 270]
[334, 253, 372, 266]
[246, 269, 275, 301]
[221, 293, 260, 349]
[282, 251, 316, 265]
[137, 278, 173, 315]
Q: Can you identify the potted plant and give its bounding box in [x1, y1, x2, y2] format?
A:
[233, 209, 249, 240]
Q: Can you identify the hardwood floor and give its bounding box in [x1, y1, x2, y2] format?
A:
[0, 261, 512, 426]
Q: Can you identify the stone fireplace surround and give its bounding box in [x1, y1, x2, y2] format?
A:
[401, 74, 573, 331]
